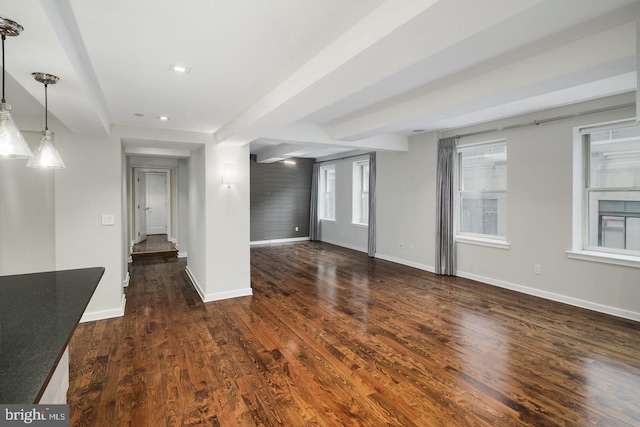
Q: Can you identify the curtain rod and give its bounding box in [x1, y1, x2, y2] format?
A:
[315, 151, 371, 164]
[451, 102, 635, 139]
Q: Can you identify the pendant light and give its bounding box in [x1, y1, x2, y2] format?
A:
[0, 17, 32, 159]
[27, 73, 65, 169]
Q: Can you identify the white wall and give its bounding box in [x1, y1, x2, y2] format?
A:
[319, 154, 369, 252]
[129, 156, 179, 168]
[53, 125, 125, 321]
[186, 145, 206, 289]
[376, 96, 640, 320]
[203, 143, 251, 301]
[186, 143, 251, 301]
[121, 147, 129, 286]
[0, 131, 56, 275]
[178, 159, 189, 257]
[377, 133, 437, 270]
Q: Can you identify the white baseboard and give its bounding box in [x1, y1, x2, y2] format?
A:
[185, 266, 205, 300]
[321, 238, 367, 253]
[375, 253, 435, 273]
[123, 272, 130, 288]
[251, 237, 310, 246]
[456, 270, 640, 322]
[185, 266, 252, 303]
[80, 294, 126, 323]
[372, 252, 640, 322]
[178, 251, 188, 258]
[202, 288, 253, 302]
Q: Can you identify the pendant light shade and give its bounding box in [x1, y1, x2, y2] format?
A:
[0, 103, 32, 158]
[27, 130, 64, 169]
[0, 17, 32, 159]
[27, 72, 65, 169]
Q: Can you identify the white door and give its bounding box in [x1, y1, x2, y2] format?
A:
[146, 172, 168, 235]
[137, 171, 147, 243]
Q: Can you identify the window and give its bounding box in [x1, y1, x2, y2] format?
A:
[352, 160, 369, 225]
[583, 123, 640, 256]
[319, 165, 335, 220]
[458, 142, 507, 240]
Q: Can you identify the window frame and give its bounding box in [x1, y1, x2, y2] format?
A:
[352, 160, 370, 226]
[456, 140, 508, 246]
[580, 121, 640, 256]
[319, 165, 336, 221]
[568, 119, 640, 268]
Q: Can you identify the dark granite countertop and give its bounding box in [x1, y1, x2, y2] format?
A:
[0, 267, 104, 403]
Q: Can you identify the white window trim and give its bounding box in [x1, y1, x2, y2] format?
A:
[568, 121, 640, 269]
[457, 140, 508, 242]
[566, 250, 640, 268]
[319, 165, 336, 221]
[456, 235, 511, 250]
[352, 160, 369, 226]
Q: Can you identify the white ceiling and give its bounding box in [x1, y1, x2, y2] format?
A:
[1, 0, 638, 162]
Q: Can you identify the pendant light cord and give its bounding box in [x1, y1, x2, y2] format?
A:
[44, 83, 48, 130]
[2, 34, 6, 103]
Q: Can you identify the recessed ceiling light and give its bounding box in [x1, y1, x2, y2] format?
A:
[283, 160, 296, 165]
[158, 115, 170, 121]
[170, 64, 191, 74]
[412, 129, 425, 133]
[133, 113, 144, 117]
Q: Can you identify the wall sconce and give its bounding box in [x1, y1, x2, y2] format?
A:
[222, 162, 235, 188]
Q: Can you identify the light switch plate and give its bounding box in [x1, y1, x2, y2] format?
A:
[101, 214, 115, 226]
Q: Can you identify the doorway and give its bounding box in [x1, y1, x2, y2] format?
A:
[132, 168, 176, 259]
[146, 172, 168, 235]
[134, 168, 171, 243]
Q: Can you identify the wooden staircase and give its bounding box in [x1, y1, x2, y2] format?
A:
[131, 235, 178, 261]
[131, 249, 178, 261]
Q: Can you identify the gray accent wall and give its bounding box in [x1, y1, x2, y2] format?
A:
[250, 156, 314, 241]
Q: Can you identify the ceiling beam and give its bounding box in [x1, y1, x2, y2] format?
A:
[255, 143, 310, 163]
[216, 0, 553, 146]
[124, 146, 191, 158]
[3, 0, 111, 135]
[265, 123, 408, 152]
[324, 22, 637, 140]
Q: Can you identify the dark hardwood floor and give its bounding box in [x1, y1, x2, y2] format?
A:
[68, 242, 640, 426]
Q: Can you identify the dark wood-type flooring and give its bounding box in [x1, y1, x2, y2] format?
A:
[68, 242, 640, 426]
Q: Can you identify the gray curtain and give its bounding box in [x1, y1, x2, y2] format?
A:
[309, 163, 320, 241]
[435, 137, 458, 275]
[367, 152, 377, 257]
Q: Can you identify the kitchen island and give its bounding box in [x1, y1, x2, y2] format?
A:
[0, 267, 104, 404]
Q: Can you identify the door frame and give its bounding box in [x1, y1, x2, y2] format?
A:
[133, 168, 171, 243]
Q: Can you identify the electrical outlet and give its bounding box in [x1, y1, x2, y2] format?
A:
[400, 242, 404, 249]
[295, 226, 299, 232]
[534, 264, 541, 275]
